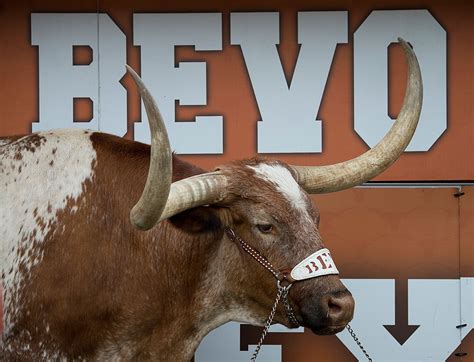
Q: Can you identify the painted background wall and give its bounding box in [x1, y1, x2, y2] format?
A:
[0, 0, 472, 360]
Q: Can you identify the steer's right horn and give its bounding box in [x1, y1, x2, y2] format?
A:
[127, 65, 173, 230]
[127, 66, 227, 230]
[290, 38, 423, 193]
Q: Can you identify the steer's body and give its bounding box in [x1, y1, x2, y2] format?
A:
[0, 130, 247, 359]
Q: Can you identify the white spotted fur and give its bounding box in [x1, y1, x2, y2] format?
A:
[0, 129, 96, 339]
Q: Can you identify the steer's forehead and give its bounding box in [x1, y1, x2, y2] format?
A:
[248, 163, 310, 215]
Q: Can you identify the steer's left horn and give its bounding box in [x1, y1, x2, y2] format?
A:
[127, 66, 228, 230]
[291, 38, 423, 193]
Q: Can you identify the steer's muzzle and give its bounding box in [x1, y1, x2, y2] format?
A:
[301, 289, 355, 335]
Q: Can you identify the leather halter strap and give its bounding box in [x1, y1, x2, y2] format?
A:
[225, 227, 299, 326]
[225, 227, 294, 282]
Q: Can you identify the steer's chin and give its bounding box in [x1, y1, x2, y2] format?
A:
[300, 312, 351, 335]
[310, 324, 347, 335]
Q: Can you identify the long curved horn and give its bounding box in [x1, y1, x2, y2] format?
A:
[127, 66, 228, 230]
[127, 65, 173, 230]
[291, 38, 423, 193]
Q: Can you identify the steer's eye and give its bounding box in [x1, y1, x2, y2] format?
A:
[257, 224, 273, 234]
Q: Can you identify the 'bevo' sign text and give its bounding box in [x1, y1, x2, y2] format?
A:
[31, 11, 446, 154]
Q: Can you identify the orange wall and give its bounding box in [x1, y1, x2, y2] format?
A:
[1, 1, 472, 359]
[0, 0, 473, 181]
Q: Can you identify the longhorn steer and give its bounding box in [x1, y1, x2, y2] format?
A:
[0, 39, 422, 360]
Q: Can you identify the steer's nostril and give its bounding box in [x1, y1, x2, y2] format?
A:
[328, 299, 342, 315]
[322, 291, 355, 325]
[327, 296, 344, 320]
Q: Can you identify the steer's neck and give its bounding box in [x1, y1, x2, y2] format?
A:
[114, 223, 234, 360]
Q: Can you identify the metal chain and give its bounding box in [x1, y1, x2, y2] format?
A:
[346, 324, 372, 361]
[280, 281, 299, 327]
[251, 281, 300, 361]
[251, 285, 284, 362]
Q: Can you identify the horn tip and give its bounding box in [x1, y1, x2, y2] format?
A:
[397, 37, 414, 50]
[125, 64, 135, 75]
[125, 64, 142, 83]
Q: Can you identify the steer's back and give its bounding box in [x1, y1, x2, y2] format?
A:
[0, 129, 97, 341]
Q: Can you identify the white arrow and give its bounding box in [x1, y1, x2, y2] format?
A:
[338, 278, 474, 361]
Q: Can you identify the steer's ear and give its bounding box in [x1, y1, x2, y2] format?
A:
[169, 206, 223, 234]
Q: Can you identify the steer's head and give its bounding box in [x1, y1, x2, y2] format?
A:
[214, 159, 354, 333]
[126, 38, 422, 334]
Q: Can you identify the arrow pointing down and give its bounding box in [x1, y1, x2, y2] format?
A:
[383, 278, 420, 345]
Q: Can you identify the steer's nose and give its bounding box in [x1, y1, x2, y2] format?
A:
[321, 290, 355, 326]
